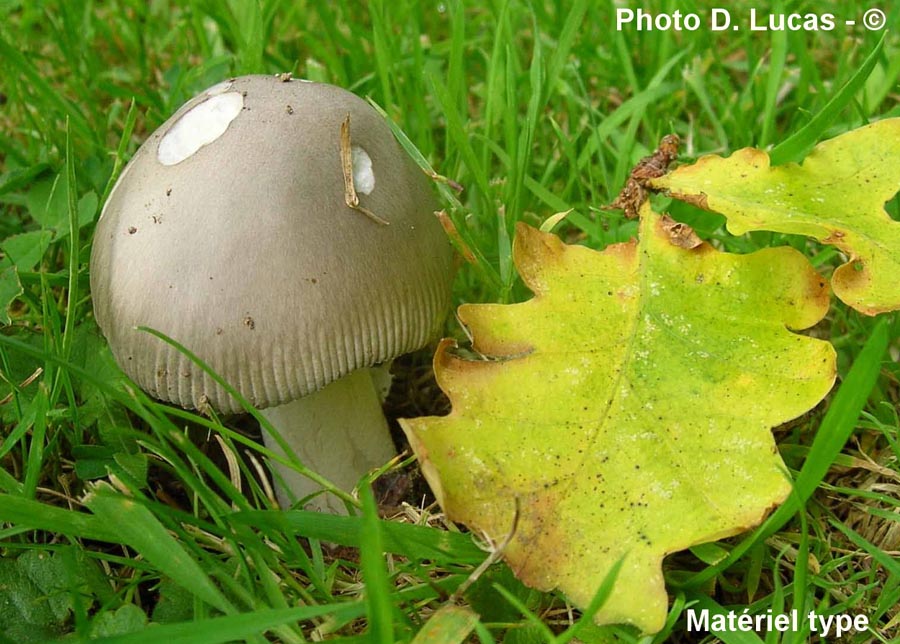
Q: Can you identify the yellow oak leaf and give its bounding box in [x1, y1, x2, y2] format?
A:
[651, 118, 900, 314]
[400, 206, 836, 633]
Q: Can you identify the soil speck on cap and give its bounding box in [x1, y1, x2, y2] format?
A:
[243, 316, 255, 330]
[286, 105, 293, 114]
[215, 328, 223, 335]
[128, 226, 137, 234]
[166, 188, 172, 196]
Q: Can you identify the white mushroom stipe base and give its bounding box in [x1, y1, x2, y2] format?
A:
[90, 75, 453, 513]
[262, 368, 396, 513]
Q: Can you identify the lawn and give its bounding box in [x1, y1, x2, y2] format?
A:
[1, 1, 899, 642]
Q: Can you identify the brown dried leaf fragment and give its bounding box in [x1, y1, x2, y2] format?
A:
[660, 214, 703, 249]
[606, 134, 681, 219]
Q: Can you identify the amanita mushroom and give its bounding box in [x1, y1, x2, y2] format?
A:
[90, 75, 453, 513]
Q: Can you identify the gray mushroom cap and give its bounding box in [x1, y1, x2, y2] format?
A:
[91, 75, 453, 414]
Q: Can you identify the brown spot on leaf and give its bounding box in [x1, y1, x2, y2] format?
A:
[503, 488, 567, 591]
[833, 261, 881, 315]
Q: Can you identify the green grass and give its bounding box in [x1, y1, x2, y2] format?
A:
[1, 0, 899, 642]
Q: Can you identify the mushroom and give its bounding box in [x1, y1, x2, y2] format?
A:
[90, 75, 454, 513]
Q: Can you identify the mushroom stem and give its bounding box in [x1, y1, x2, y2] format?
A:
[260, 367, 396, 513]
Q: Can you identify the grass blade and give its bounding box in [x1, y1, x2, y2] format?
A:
[544, 0, 588, 101]
[83, 482, 235, 614]
[231, 508, 485, 565]
[61, 120, 80, 364]
[0, 493, 117, 541]
[759, 24, 788, 148]
[554, 556, 623, 643]
[769, 31, 886, 164]
[830, 519, 900, 577]
[0, 34, 94, 145]
[80, 603, 366, 644]
[360, 484, 394, 643]
[427, 71, 492, 200]
[99, 99, 139, 207]
[411, 605, 479, 644]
